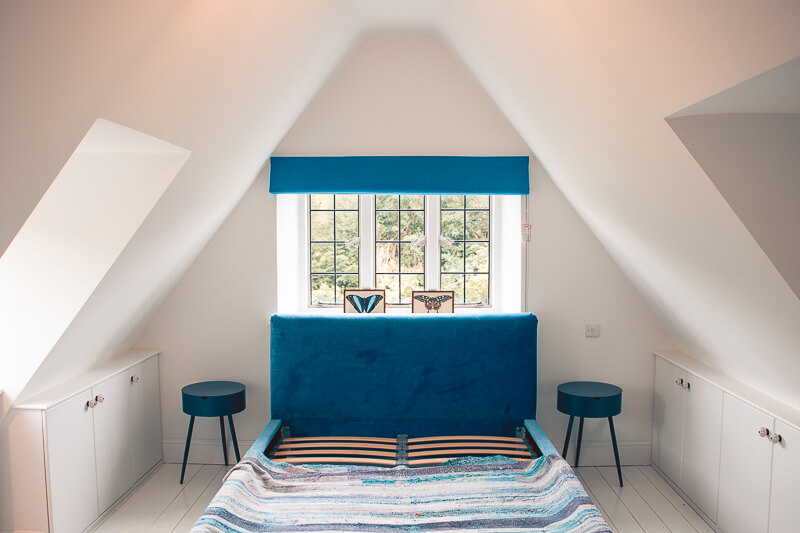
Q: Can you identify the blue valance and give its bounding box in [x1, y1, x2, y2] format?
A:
[268, 156, 529, 194]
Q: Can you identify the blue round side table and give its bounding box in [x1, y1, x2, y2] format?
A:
[180, 381, 246, 484]
[557, 381, 623, 486]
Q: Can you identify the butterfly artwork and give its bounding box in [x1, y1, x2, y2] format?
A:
[343, 289, 386, 314]
[411, 291, 455, 313]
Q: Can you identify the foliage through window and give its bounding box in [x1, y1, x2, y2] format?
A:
[309, 194, 359, 304]
[440, 195, 490, 304]
[308, 194, 491, 307]
[375, 195, 425, 304]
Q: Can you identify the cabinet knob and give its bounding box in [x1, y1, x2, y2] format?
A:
[86, 399, 97, 409]
[769, 433, 783, 444]
[682, 381, 691, 390]
[675, 378, 684, 387]
[130, 375, 139, 384]
[95, 394, 104, 403]
[758, 427, 770, 438]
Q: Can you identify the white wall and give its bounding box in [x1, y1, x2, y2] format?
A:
[136, 33, 667, 465]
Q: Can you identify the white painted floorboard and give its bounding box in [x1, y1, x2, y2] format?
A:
[96, 463, 712, 532]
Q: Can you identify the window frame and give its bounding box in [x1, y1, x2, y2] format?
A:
[307, 194, 492, 308]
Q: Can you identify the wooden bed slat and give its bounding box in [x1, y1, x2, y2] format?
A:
[407, 435, 524, 444]
[278, 441, 397, 451]
[408, 441, 528, 451]
[282, 436, 397, 444]
[408, 457, 530, 467]
[407, 448, 532, 458]
[275, 449, 397, 458]
[280, 457, 397, 467]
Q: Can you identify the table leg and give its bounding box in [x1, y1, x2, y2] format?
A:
[228, 414, 241, 462]
[219, 416, 229, 466]
[608, 416, 623, 487]
[562, 415, 575, 459]
[575, 417, 585, 467]
[180, 415, 195, 484]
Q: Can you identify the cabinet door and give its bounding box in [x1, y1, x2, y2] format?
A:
[679, 371, 723, 522]
[717, 393, 773, 533]
[768, 420, 800, 532]
[130, 356, 162, 480]
[45, 389, 99, 533]
[652, 357, 684, 482]
[93, 370, 136, 512]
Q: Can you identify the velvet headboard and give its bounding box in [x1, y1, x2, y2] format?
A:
[270, 313, 538, 438]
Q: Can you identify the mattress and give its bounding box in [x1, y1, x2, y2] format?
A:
[191, 451, 610, 532]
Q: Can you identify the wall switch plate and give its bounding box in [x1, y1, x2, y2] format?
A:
[585, 323, 601, 338]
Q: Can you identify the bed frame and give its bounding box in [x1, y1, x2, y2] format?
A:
[249, 313, 557, 466]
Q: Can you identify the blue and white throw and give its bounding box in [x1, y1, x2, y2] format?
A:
[192, 452, 610, 532]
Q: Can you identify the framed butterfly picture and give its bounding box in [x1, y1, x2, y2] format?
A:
[411, 290, 455, 314]
[343, 289, 386, 314]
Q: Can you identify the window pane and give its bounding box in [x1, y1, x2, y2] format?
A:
[465, 211, 489, 240]
[441, 195, 464, 209]
[335, 211, 358, 240]
[400, 195, 424, 209]
[464, 242, 489, 272]
[310, 211, 334, 241]
[465, 195, 489, 209]
[401, 274, 424, 302]
[310, 243, 334, 272]
[336, 244, 358, 272]
[400, 210, 424, 241]
[465, 274, 489, 304]
[376, 274, 400, 303]
[441, 274, 464, 303]
[311, 274, 335, 304]
[310, 194, 333, 209]
[441, 211, 464, 240]
[335, 194, 358, 209]
[440, 243, 464, 273]
[376, 211, 399, 241]
[400, 244, 424, 273]
[376, 194, 399, 210]
[376, 242, 399, 272]
[336, 274, 358, 301]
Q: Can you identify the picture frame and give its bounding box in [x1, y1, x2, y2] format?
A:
[411, 290, 455, 314]
[343, 288, 386, 314]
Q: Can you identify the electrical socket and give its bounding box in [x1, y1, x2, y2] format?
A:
[585, 323, 601, 338]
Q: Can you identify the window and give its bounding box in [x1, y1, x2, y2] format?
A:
[440, 195, 490, 304]
[308, 194, 359, 304]
[375, 194, 425, 304]
[307, 194, 492, 308]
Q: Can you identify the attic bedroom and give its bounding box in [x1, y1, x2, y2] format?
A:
[1, 2, 799, 532]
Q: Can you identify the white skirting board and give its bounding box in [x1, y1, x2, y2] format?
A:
[164, 438, 651, 467]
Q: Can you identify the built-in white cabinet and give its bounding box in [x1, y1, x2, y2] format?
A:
[3, 351, 161, 533]
[652, 351, 800, 533]
[652, 356, 722, 521]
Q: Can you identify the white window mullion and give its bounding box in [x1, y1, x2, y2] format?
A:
[426, 195, 441, 290]
[360, 194, 375, 289]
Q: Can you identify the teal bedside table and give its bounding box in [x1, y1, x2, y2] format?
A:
[557, 380, 623, 486]
[180, 381, 246, 484]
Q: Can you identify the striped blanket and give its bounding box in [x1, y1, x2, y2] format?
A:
[192, 452, 610, 532]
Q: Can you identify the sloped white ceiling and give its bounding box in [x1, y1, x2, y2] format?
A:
[2, 1, 800, 409]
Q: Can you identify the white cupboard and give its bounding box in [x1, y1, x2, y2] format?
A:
[768, 421, 800, 532]
[717, 394, 774, 533]
[652, 356, 722, 521]
[652, 351, 800, 533]
[3, 350, 162, 533]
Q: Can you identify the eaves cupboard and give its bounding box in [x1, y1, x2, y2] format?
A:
[3, 350, 162, 533]
[652, 350, 800, 533]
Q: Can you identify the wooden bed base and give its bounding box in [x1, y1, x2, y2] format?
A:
[251, 419, 558, 468]
[270, 434, 534, 467]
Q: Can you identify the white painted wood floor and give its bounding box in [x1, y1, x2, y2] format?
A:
[93, 463, 713, 532]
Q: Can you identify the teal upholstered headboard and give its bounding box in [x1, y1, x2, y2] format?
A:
[269, 313, 538, 438]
